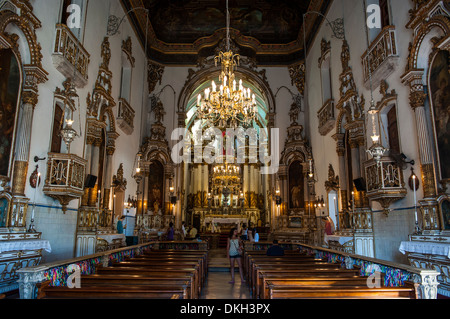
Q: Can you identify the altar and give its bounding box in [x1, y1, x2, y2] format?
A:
[0, 235, 51, 294]
[203, 217, 248, 232]
[399, 240, 450, 297]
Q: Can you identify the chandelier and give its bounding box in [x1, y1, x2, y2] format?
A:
[196, 0, 257, 128]
[212, 161, 241, 186]
[366, 100, 387, 166]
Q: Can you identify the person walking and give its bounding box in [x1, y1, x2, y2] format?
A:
[226, 227, 246, 284]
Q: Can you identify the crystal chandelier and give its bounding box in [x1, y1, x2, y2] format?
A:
[367, 100, 387, 166]
[196, 0, 257, 128]
[60, 119, 78, 153]
[212, 161, 241, 186]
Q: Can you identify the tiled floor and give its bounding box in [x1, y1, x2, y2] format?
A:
[200, 249, 252, 299]
[200, 272, 252, 299]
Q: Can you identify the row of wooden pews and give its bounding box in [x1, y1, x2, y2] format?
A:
[36, 249, 208, 299]
[244, 250, 417, 299]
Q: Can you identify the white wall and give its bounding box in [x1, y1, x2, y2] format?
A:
[304, 0, 420, 262]
[20, 0, 146, 262]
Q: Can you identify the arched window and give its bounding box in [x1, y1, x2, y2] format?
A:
[320, 55, 332, 104]
[378, 103, 400, 156]
[60, 0, 87, 40]
[366, 0, 392, 42]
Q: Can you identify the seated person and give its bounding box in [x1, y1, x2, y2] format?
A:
[266, 240, 285, 256]
[195, 234, 202, 242]
[189, 227, 198, 238]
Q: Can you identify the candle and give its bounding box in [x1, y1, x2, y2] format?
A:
[352, 191, 355, 213]
[413, 175, 418, 225]
[334, 196, 339, 231]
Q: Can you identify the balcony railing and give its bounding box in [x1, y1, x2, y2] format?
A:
[317, 99, 335, 136]
[52, 24, 90, 87]
[364, 157, 407, 214]
[117, 98, 135, 135]
[43, 153, 87, 213]
[361, 26, 399, 89]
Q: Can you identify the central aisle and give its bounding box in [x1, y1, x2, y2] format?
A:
[200, 249, 252, 299]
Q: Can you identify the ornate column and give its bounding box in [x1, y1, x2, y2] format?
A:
[402, 70, 436, 198]
[81, 138, 94, 206]
[333, 133, 348, 211]
[88, 138, 101, 207]
[102, 147, 114, 210]
[12, 91, 38, 196]
[402, 70, 439, 231]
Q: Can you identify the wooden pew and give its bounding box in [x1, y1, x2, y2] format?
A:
[36, 280, 186, 299]
[112, 260, 205, 286]
[244, 254, 320, 275]
[255, 268, 361, 299]
[266, 283, 417, 299]
[95, 265, 201, 298]
[251, 262, 342, 291]
[79, 274, 194, 299]
[260, 276, 372, 299]
[130, 255, 208, 278]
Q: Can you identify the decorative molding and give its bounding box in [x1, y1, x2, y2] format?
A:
[117, 98, 135, 135]
[318, 38, 331, 68]
[122, 37, 135, 67]
[318, 99, 335, 136]
[361, 25, 399, 90]
[288, 62, 305, 96]
[147, 60, 165, 94]
[52, 24, 89, 88]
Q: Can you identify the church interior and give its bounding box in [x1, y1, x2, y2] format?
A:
[0, 0, 449, 301]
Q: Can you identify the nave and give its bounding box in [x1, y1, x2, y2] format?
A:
[31, 243, 420, 300]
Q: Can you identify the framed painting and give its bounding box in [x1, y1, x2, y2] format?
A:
[289, 216, 303, 228]
[0, 49, 21, 179]
[429, 50, 450, 182]
[439, 198, 450, 231]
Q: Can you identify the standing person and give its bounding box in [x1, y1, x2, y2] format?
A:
[226, 228, 246, 284]
[166, 222, 175, 241]
[241, 223, 248, 241]
[248, 228, 254, 242]
[253, 228, 259, 242]
[117, 216, 125, 234]
[181, 221, 187, 239]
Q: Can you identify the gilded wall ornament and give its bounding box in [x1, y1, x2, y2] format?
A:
[288, 62, 305, 96]
[147, 60, 165, 94]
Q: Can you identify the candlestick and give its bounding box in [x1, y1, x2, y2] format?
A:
[413, 175, 419, 233]
[334, 196, 339, 231]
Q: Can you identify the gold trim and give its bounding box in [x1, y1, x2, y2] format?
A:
[12, 161, 28, 195]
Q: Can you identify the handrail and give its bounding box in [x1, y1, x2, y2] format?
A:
[296, 243, 440, 299]
[16, 240, 209, 299]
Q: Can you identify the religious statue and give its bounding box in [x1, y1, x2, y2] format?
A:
[325, 164, 339, 191]
[291, 185, 302, 208]
[153, 101, 166, 124]
[289, 102, 299, 125]
[101, 37, 111, 69]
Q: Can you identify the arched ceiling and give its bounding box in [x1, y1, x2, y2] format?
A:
[120, 0, 333, 66]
